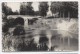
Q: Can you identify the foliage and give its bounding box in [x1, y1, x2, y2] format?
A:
[2, 2, 13, 15]
[39, 2, 49, 16]
[2, 22, 9, 33]
[13, 26, 25, 36]
[20, 2, 34, 15]
[50, 2, 78, 18]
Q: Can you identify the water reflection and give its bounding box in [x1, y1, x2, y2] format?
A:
[26, 29, 78, 51]
[2, 18, 78, 51]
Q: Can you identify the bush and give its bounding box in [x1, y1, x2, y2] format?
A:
[13, 26, 25, 36]
[2, 22, 9, 33]
[7, 18, 15, 27]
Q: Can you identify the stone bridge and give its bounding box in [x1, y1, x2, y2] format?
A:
[7, 15, 39, 28]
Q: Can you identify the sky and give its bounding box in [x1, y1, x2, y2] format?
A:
[7, 2, 39, 12]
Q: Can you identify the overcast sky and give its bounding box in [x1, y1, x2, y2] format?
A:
[7, 2, 39, 12]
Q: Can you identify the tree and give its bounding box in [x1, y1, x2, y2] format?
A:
[50, 2, 64, 17]
[20, 2, 26, 15]
[2, 2, 7, 15]
[50, 2, 78, 18]
[7, 7, 13, 15]
[64, 2, 78, 18]
[7, 18, 15, 27]
[2, 2, 13, 15]
[25, 2, 34, 15]
[39, 2, 49, 17]
[20, 2, 34, 15]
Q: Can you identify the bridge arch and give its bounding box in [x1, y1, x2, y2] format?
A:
[14, 17, 24, 25]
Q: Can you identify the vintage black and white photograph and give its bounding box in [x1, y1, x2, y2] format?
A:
[2, 2, 78, 51]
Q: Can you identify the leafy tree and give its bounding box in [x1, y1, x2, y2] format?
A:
[7, 18, 15, 27]
[50, 2, 64, 17]
[25, 2, 34, 15]
[2, 2, 13, 15]
[63, 2, 78, 18]
[20, 2, 34, 15]
[20, 2, 26, 15]
[39, 2, 49, 17]
[50, 2, 78, 18]
[2, 2, 7, 15]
